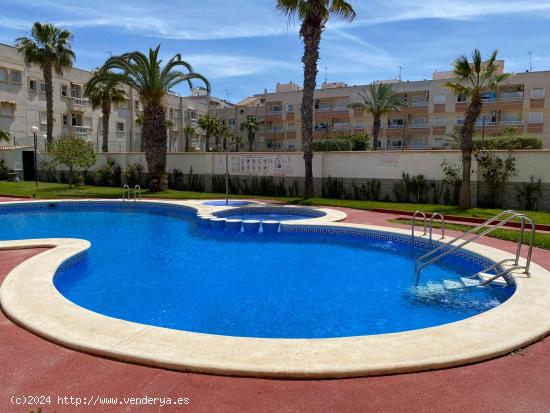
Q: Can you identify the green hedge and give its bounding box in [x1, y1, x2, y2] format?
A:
[473, 136, 542, 150]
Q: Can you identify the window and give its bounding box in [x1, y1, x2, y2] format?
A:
[354, 120, 364, 129]
[39, 111, 48, 126]
[456, 93, 469, 102]
[0, 103, 15, 117]
[532, 88, 545, 99]
[287, 104, 294, 113]
[62, 114, 68, 126]
[434, 94, 446, 104]
[433, 137, 445, 148]
[432, 116, 446, 127]
[0, 68, 7, 82]
[116, 122, 125, 133]
[169, 108, 174, 119]
[528, 112, 544, 123]
[228, 118, 235, 126]
[456, 116, 465, 125]
[287, 123, 295, 131]
[29, 79, 37, 92]
[39, 81, 47, 94]
[188, 109, 197, 120]
[61, 84, 68, 97]
[10, 70, 22, 84]
[134, 100, 140, 111]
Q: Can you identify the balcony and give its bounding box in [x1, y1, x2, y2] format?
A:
[409, 123, 429, 129]
[267, 127, 284, 133]
[73, 125, 91, 135]
[387, 124, 404, 129]
[70, 97, 89, 110]
[334, 106, 349, 112]
[267, 109, 283, 116]
[409, 101, 429, 108]
[500, 120, 524, 126]
[314, 105, 332, 112]
[475, 120, 497, 127]
[481, 97, 497, 104]
[332, 122, 350, 130]
[500, 92, 524, 103]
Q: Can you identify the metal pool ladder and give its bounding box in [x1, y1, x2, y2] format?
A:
[122, 185, 141, 203]
[412, 211, 445, 245]
[413, 210, 536, 288]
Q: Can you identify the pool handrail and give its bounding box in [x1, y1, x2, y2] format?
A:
[429, 212, 445, 244]
[414, 210, 536, 285]
[411, 211, 427, 243]
[122, 185, 130, 202]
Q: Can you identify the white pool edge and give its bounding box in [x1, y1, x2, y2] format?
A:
[1, 199, 550, 378]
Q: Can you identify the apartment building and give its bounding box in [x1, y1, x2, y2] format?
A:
[215, 61, 550, 151]
[0, 42, 209, 152]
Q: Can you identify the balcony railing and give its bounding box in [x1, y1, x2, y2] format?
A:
[267, 127, 284, 133]
[267, 109, 282, 115]
[500, 93, 523, 103]
[314, 106, 332, 112]
[334, 106, 349, 112]
[410, 101, 429, 107]
[500, 120, 524, 126]
[481, 97, 497, 103]
[73, 125, 91, 135]
[387, 124, 404, 129]
[409, 123, 429, 129]
[475, 120, 497, 127]
[71, 97, 89, 107]
[333, 122, 350, 130]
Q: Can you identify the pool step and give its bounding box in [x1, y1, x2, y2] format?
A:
[442, 272, 509, 290]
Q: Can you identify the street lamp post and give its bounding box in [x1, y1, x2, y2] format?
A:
[30, 125, 39, 187]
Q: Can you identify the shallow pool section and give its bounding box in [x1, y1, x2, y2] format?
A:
[213, 206, 326, 222]
[202, 200, 255, 206]
[0, 203, 514, 339]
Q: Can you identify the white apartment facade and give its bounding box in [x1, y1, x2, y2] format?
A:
[0, 42, 209, 152]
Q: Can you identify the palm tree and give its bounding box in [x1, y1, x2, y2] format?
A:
[197, 113, 221, 152]
[16, 22, 75, 145]
[84, 70, 127, 153]
[182, 125, 195, 152]
[90, 45, 210, 191]
[0, 130, 11, 144]
[276, 0, 356, 197]
[240, 115, 259, 152]
[349, 83, 404, 150]
[444, 49, 510, 209]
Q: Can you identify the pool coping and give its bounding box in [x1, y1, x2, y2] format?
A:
[1, 199, 550, 378]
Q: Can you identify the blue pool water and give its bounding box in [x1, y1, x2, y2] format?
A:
[0, 203, 514, 339]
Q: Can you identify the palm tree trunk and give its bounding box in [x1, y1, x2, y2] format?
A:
[205, 132, 210, 152]
[372, 118, 381, 150]
[185, 133, 190, 152]
[248, 131, 254, 152]
[300, 4, 323, 198]
[459, 94, 482, 209]
[43, 64, 54, 145]
[101, 100, 111, 153]
[143, 103, 168, 192]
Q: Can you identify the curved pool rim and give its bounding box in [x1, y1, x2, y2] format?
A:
[1, 199, 550, 379]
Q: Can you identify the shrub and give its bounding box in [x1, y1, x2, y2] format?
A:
[476, 151, 517, 208]
[473, 136, 542, 150]
[322, 175, 347, 199]
[124, 163, 143, 187]
[0, 160, 9, 180]
[351, 179, 381, 201]
[95, 158, 121, 187]
[40, 159, 58, 182]
[48, 136, 96, 188]
[516, 176, 542, 211]
[312, 134, 369, 151]
[441, 160, 462, 205]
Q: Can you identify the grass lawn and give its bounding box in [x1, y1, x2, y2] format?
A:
[1, 180, 550, 225]
[390, 218, 550, 250]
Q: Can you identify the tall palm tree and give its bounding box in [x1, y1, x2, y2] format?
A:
[240, 115, 259, 152]
[349, 83, 404, 150]
[16, 22, 75, 145]
[197, 113, 221, 152]
[89, 45, 210, 191]
[182, 125, 195, 152]
[84, 70, 127, 153]
[276, 0, 356, 197]
[444, 49, 510, 209]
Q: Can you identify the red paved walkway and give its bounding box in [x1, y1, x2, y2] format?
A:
[1, 207, 550, 413]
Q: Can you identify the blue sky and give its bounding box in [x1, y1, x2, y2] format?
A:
[2, 0, 550, 102]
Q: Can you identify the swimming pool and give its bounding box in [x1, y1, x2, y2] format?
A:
[0, 202, 514, 339]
